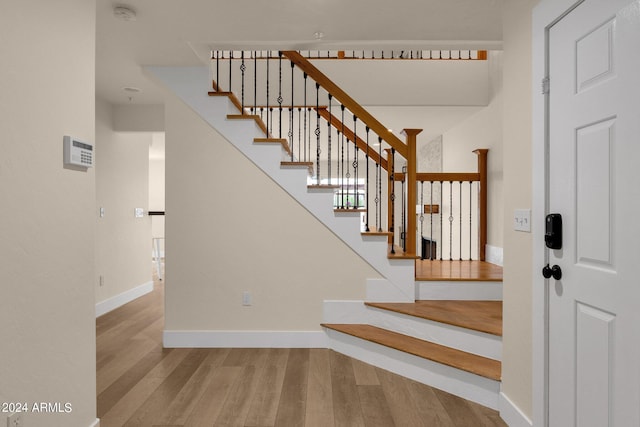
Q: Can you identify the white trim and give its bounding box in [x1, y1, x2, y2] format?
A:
[88, 418, 100, 427]
[485, 245, 504, 266]
[416, 280, 502, 301]
[500, 392, 533, 427]
[532, 2, 585, 426]
[163, 330, 327, 348]
[95, 281, 154, 317]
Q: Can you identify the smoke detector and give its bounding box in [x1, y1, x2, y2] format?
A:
[113, 6, 137, 22]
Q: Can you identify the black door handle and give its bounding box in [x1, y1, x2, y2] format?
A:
[542, 264, 562, 280]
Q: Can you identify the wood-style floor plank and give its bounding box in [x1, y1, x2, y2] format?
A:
[305, 349, 335, 427]
[97, 276, 506, 427]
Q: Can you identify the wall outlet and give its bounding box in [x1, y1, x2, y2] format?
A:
[242, 291, 252, 306]
[7, 412, 24, 427]
[514, 209, 531, 232]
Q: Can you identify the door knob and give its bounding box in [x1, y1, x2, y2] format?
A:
[542, 264, 562, 280]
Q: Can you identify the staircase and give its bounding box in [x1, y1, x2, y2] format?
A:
[146, 62, 503, 410]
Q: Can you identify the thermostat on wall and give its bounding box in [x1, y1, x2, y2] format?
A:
[64, 135, 94, 168]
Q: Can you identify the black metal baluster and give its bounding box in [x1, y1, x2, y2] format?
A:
[215, 50, 219, 91]
[377, 136, 383, 232]
[345, 108, 350, 207]
[390, 148, 396, 254]
[254, 52, 257, 115]
[419, 181, 424, 258]
[278, 52, 283, 139]
[340, 105, 346, 208]
[327, 94, 332, 184]
[315, 83, 321, 184]
[307, 107, 312, 164]
[364, 126, 370, 232]
[228, 51, 232, 93]
[269, 107, 274, 135]
[266, 51, 270, 136]
[353, 115, 358, 209]
[240, 51, 246, 112]
[289, 60, 294, 161]
[336, 127, 342, 201]
[303, 73, 307, 162]
[401, 165, 406, 252]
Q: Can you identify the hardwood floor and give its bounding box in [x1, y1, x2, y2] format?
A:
[97, 274, 506, 426]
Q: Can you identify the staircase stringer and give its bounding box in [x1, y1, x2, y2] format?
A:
[145, 65, 415, 302]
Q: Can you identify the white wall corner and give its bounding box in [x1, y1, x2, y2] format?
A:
[95, 281, 153, 318]
[486, 245, 504, 266]
[500, 391, 533, 427]
[163, 330, 328, 348]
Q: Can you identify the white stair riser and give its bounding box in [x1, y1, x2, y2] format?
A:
[325, 328, 500, 410]
[417, 280, 502, 300]
[323, 300, 501, 361]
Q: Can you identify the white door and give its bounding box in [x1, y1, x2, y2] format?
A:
[548, 0, 640, 425]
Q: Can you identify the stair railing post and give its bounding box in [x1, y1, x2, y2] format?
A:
[402, 129, 421, 256]
[473, 148, 489, 261]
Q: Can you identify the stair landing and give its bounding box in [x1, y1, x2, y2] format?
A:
[415, 260, 502, 282]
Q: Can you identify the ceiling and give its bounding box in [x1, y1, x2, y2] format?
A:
[96, 0, 505, 105]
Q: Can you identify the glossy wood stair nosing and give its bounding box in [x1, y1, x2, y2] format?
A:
[321, 323, 501, 382]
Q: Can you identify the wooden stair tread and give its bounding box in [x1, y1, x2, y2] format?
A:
[334, 208, 367, 213]
[321, 323, 501, 381]
[208, 91, 244, 114]
[361, 230, 392, 236]
[307, 184, 340, 189]
[415, 260, 503, 282]
[281, 161, 314, 174]
[253, 137, 291, 155]
[365, 300, 502, 336]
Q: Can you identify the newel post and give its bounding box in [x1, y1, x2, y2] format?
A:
[386, 149, 395, 250]
[403, 129, 422, 256]
[474, 149, 489, 261]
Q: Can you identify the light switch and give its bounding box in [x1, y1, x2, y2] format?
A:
[514, 209, 531, 232]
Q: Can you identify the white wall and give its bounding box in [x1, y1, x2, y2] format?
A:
[501, 0, 537, 421]
[95, 98, 153, 308]
[164, 95, 380, 333]
[442, 52, 504, 251]
[0, 1, 97, 426]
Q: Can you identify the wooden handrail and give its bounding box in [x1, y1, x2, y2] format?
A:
[282, 51, 408, 159]
[394, 172, 481, 182]
[316, 107, 389, 171]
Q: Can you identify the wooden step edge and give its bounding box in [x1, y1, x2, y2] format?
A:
[388, 245, 420, 259]
[253, 137, 291, 155]
[363, 301, 503, 337]
[321, 323, 501, 381]
[307, 184, 340, 190]
[227, 114, 269, 137]
[280, 161, 314, 174]
[334, 208, 367, 213]
[361, 230, 392, 236]
[416, 276, 504, 283]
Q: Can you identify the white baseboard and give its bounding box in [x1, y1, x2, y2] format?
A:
[486, 245, 504, 266]
[163, 330, 327, 348]
[499, 392, 533, 427]
[88, 418, 100, 427]
[95, 281, 154, 318]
